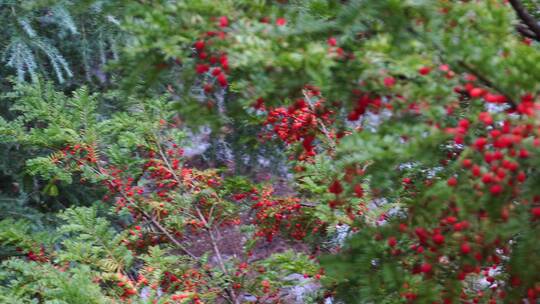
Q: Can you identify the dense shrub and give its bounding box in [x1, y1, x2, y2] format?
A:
[1, 1, 539, 303]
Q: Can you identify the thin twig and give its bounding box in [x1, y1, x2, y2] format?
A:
[90, 140, 239, 303]
[153, 143, 239, 303]
[89, 164, 199, 259]
[404, 26, 518, 110]
[302, 90, 337, 152]
[457, 60, 517, 109]
[195, 207, 240, 304]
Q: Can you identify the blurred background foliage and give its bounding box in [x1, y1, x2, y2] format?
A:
[1, 0, 540, 302]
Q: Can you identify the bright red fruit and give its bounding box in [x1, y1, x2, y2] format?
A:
[420, 263, 433, 273]
[460, 242, 471, 254]
[519, 149, 529, 158]
[328, 180, 343, 195]
[482, 173, 493, 184]
[484, 93, 507, 104]
[327, 37, 337, 46]
[474, 137, 488, 151]
[211, 67, 222, 76]
[194, 40, 205, 51]
[353, 184, 364, 197]
[517, 171, 526, 182]
[219, 16, 229, 27]
[532, 207, 540, 219]
[196, 64, 209, 74]
[469, 88, 484, 98]
[383, 77, 396, 88]
[418, 66, 431, 75]
[447, 177, 457, 187]
[217, 73, 228, 87]
[347, 111, 361, 121]
[472, 165, 481, 177]
[432, 234, 445, 245]
[457, 119, 470, 130]
[490, 184, 502, 195]
[478, 112, 493, 125]
[388, 237, 397, 247]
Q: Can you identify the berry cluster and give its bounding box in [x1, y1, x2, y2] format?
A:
[251, 187, 324, 242]
[263, 87, 335, 160]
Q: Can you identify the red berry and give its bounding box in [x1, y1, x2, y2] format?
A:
[353, 184, 364, 198]
[383, 77, 396, 88]
[445, 216, 458, 224]
[347, 110, 361, 121]
[489, 184, 503, 195]
[327, 37, 337, 46]
[457, 119, 470, 130]
[532, 207, 540, 219]
[194, 40, 205, 51]
[196, 64, 209, 74]
[420, 263, 432, 273]
[447, 177, 457, 187]
[478, 112, 493, 125]
[460, 242, 471, 254]
[472, 165, 481, 177]
[432, 234, 445, 245]
[470, 88, 485, 98]
[418, 66, 431, 75]
[328, 180, 343, 195]
[474, 137, 488, 151]
[217, 73, 228, 87]
[484, 93, 507, 103]
[219, 16, 229, 27]
[211, 67, 222, 76]
[517, 171, 526, 182]
[482, 173, 493, 184]
[399, 223, 408, 232]
[388, 237, 397, 247]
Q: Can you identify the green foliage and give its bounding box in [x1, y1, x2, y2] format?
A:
[0, 0, 124, 85]
[56, 206, 133, 273]
[0, 259, 112, 304]
[1, 0, 540, 303]
[0, 206, 124, 303]
[255, 250, 319, 285]
[321, 227, 407, 303]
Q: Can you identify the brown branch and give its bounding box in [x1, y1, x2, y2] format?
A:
[87, 157, 239, 303]
[516, 24, 538, 39]
[152, 143, 239, 303]
[404, 26, 518, 110]
[509, 0, 540, 41]
[115, 183, 199, 259]
[194, 207, 240, 303]
[113, 177, 239, 303]
[457, 60, 517, 110]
